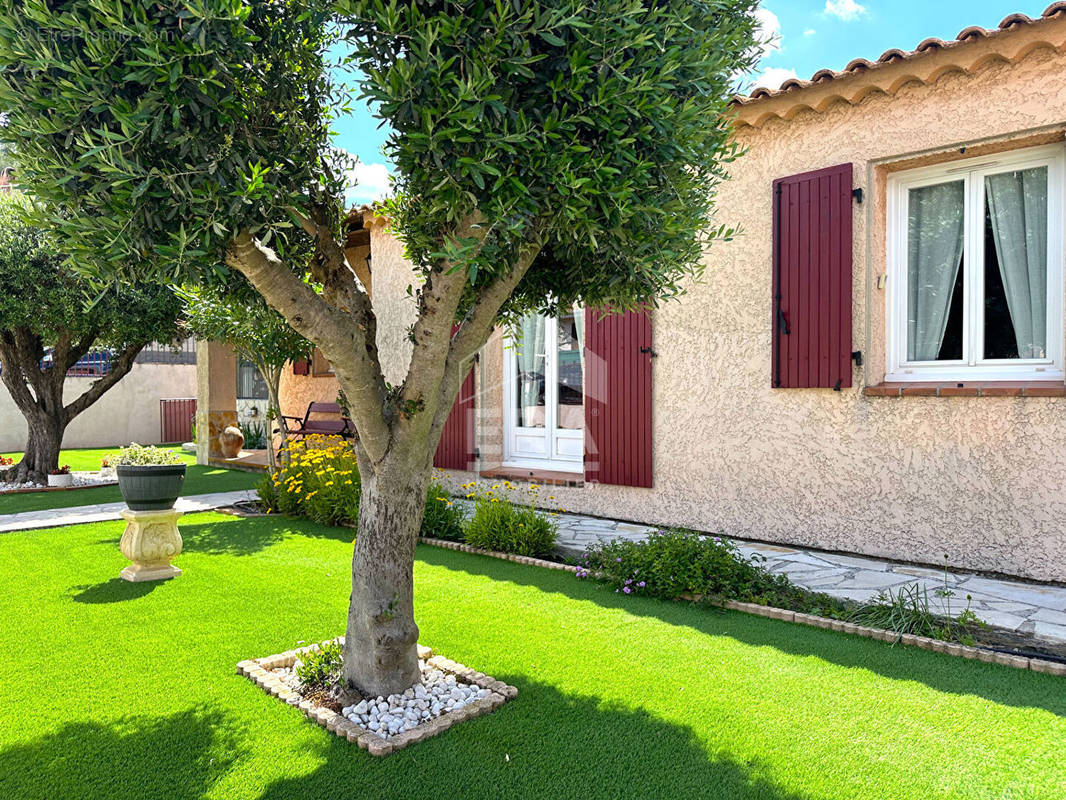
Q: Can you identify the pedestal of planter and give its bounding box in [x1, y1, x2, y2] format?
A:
[119, 508, 184, 582]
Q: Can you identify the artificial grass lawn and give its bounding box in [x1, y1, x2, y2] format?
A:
[1, 514, 1064, 800]
[0, 447, 260, 514]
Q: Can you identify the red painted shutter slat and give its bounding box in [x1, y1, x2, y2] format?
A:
[584, 308, 652, 488]
[772, 163, 853, 389]
[433, 368, 475, 470]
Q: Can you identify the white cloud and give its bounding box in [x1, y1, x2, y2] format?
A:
[824, 0, 866, 21]
[803, 29, 816, 36]
[753, 7, 782, 60]
[752, 67, 799, 91]
[345, 161, 393, 207]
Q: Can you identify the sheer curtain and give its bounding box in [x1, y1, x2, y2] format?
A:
[985, 167, 1048, 359]
[517, 313, 545, 427]
[907, 180, 966, 361]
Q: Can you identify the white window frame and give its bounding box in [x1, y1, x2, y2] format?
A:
[886, 144, 1066, 382]
[502, 312, 584, 474]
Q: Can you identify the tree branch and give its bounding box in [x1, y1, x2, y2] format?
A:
[225, 229, 392, 463]
[62, 341, 144, 423]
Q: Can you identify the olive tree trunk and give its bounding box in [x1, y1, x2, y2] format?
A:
[342, 454, 429, 697]
[7, 409, 64, 485]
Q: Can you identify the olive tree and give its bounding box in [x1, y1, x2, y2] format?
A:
[179, 280, 311, 468]
[0, 0, 758, 696]
[0, 194, 181, 483]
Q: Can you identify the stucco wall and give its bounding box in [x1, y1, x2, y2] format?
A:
[522, 45, 1066, 583]
[277, 42, 1066, 583]
[0, 363, 196, 451]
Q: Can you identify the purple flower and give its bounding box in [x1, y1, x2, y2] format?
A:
[638, 581, 646, 588]
[616, 557, 622, 563]
[622, 586, 631, 594]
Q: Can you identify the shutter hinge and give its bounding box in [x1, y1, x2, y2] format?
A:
[851, 350, 863, 367]
[852, 187, 863, 204]
[473, 448, 481, 460]
[777, 307, 790, 335]
[640, 346, 658, 358]
[834, 379, 842, 392]
[473, 352, 480, 364]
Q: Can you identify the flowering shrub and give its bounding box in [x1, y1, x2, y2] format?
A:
[293, 640, 343, 690]
[50, 464, 71, 475]
[462, 481, 557, 558]
[421, 478, 465, 541]
[258, 435, 361, 526]
[0, 456, 11, 466]
[114, 443, 184, 466]
[579, 529, 848, 617]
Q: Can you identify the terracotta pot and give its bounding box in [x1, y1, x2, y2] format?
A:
[218, 425, 245, 458]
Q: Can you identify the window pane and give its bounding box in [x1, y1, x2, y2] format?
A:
[907, 180, 965, 361]
[237, 360, 269, 399]
[984, 166, 1048, 359]
[514, 313, 546, 428]
[556, 305, 584, 430]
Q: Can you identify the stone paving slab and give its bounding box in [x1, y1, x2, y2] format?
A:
[550, 511, 1066, 640]
[0, 490, 256, 533]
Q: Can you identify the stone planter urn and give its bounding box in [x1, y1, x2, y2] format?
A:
[47, 472, 74, 488]
[218, 425, 244, 458]
[116, 464, 186, 511]
[119, 507, 183, 582]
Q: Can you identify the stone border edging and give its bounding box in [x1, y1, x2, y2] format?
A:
[0, 480, 118, 495]
[418, 537, 1066, 677]
[238, 639, 518, 757]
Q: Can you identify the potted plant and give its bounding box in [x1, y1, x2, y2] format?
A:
[47, 465, 74, 488]
[114, 443, 186, 510]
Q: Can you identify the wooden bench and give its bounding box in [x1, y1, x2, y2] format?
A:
[279, 402, 355, 453]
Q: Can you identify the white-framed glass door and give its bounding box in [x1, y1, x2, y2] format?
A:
[503, 305, 585, 472]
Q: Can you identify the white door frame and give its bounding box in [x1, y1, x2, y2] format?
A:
[502, 313, 583, 473]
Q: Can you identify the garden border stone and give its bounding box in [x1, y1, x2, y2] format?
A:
[417, 537, 1066, 678]
[238, 638, 518, 756]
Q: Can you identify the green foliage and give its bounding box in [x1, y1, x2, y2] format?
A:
[0, 0, 344, 282]
[293, 640, 343, 689]
[0, 194, 180, 351]
[341, 0, 761, 318]
[178, 281, 310, 375]
[847, 584, 985, 646]
[0, 0, 759, 320]
[239, 420, 268, 450]
[114, 443, 185, 466]
[464, 494, 557, 558]
[421, 481, 465, 542]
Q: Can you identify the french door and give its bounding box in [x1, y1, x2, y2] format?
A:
[503, 305, 585, 472]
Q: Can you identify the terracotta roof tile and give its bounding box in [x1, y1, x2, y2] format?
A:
[736, 2, 1066, 105]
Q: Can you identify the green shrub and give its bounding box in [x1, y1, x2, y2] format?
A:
[421, 481, 465, 541]
[464, 486, 557, 558]
[114, 442, 184, 466]
[580, 529, 849, 617]
[294, 640, 342, 689]
[847, 583, 984, 645]
[240, 420, 268, 449]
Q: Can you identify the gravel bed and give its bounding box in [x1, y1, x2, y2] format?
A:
[0, 470, 116, 493]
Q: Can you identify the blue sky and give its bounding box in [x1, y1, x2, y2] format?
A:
[335, 1, 1049, 205]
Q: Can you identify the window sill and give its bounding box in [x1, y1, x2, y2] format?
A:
[865, 381, 1066, 398]
[479, 466, 584, 487]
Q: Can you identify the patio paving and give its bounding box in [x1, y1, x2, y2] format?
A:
[551, 512, 1066, 645]
[0, 490, 256, 533]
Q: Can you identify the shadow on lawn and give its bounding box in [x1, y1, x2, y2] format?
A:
[258, 679, 804, 800]
[0, 706, 241, 800]
[415, 545, 1066, 719]
[70, 577, 161, 604]
[179, 515, 353, 557]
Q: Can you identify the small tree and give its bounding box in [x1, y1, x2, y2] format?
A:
[179, 280, 311, 468]
[0, 194, 182, 482]
[0, 0, 757, 695]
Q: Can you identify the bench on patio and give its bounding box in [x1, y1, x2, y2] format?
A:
[279, 402, 355, 454]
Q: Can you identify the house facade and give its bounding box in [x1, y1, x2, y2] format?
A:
[200, 4, 1066, 584]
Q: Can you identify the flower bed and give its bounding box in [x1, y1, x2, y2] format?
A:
[0, 470, 116, 494]
[238, 639, 517, 757]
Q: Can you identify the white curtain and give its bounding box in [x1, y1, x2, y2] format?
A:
[985, 167, 1048, 359]
[517, 313, 545, 427]
[907, 181, 966, 361]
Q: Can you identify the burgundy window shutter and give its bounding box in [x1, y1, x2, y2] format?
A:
[584, 308, 652, 488]
[772, 163, 854, 389]
[292, 358, 310, 375]
[433, 367, 475, 470]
